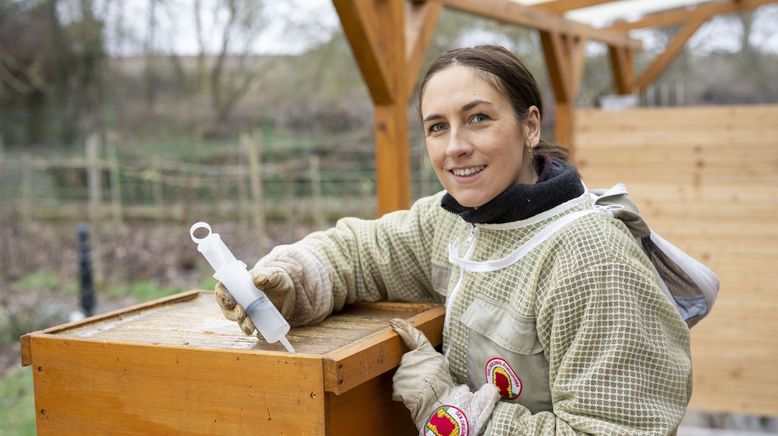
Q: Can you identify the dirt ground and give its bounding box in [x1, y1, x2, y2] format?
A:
[0, 218, 308, 375]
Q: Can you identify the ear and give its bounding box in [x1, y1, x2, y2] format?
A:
[524, 106, 541, 147]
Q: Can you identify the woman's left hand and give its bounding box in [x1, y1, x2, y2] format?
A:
[390, 318, 500, 435]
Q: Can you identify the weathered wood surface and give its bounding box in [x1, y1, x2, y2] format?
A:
[52, 292, 436, 355]
[574, 105, 778, 416]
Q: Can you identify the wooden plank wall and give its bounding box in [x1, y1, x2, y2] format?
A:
[574, 105, 778, 416]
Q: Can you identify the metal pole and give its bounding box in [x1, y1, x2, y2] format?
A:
[78, 223, 96, 316]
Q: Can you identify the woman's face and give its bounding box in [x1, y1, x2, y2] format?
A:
[421, 65, 540, 208]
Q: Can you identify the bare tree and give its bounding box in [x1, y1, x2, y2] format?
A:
[161, 0, 275, 137]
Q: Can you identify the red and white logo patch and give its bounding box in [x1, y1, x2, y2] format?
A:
[424, 404, 470, 436]
[485, 357, 522, 400]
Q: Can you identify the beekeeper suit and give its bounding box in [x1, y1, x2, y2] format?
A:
[216, 156, 692, 435]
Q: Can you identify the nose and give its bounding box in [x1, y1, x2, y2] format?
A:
[445, 128, 473, 158]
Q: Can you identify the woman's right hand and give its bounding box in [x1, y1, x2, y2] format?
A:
[214, 266, 296, 335]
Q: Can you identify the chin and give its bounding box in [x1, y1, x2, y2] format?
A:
[450, 192, 491, 208]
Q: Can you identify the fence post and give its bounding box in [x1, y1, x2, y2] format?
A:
[309, 154, 324, 229]
[243, 131, 266, 253]
[86, 133, 102, 225]
[237, 158, 247, 230]
[20, 153, 31, 224]
[284, 161, 296, 242]
[420, 152, 432, 198]
[107, 134, 123, 226]
[150, 155, 163, 221]
[85, 133, 104, 287]
[0, 136, 4, 221]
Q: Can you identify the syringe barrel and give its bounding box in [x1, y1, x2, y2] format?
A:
[244, 296, 290, 344]
[190, 222, 292, 350]
[213, 262, 290, 344]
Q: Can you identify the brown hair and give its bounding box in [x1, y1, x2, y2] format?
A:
[417, 45, 569, 161]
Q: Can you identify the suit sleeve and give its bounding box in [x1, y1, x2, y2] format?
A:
[255, 193, 446, 325]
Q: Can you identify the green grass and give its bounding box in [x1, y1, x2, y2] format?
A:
[198, 277, 216, 291]
[104, 280, 184, 302]
[0, 367, 36, 436]
[16, 270, 76, 294]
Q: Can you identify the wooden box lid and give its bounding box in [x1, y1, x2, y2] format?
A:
[21, 290, 444, 395]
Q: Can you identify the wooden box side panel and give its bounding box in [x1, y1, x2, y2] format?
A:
[31, 336, 326, 435]
[326, 369, 416, 436]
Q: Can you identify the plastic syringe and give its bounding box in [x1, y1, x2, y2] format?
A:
[190, 222, 295, 353]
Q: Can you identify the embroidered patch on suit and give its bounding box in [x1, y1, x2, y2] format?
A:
[485, 357, 523, 400]
[425, 404, 470, 436]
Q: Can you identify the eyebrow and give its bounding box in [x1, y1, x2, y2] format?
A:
[422, 100, 493, 123]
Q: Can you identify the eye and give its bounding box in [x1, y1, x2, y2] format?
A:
[471, 113, 490, 124]
[428, 122, 447, 134]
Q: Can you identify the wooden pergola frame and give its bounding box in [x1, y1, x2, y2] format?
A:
[332, 0, 777, 214]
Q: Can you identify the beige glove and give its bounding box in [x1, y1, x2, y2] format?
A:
[390, 318, 500, 435]
[215, 266, 296, 335]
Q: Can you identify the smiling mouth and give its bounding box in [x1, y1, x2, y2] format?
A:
[451, 165, 486, 177]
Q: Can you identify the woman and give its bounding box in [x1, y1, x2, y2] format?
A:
[217, 45, 691, 435]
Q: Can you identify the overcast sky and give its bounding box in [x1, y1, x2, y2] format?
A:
[103, 0, 778, 56]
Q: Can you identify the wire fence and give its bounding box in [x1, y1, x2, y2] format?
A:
[0, 133, 443, 246]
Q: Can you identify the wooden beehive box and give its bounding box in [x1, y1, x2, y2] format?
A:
[20, 290, 444, 435]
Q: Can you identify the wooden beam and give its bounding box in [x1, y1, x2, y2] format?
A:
[567, 35, 588, 99]
[535, 0, 620, 14]
[333, 0, 394, 104]
[540, 32, 587, 103]
[608, 45, 634, 94]
[607, 0, 778, 31]
[633, 14, 710, 93]
[438, 0, 641, 49]
[405, 2, 442, 97]
[541, 31, 572, 103]
[540, 31, 585, 151]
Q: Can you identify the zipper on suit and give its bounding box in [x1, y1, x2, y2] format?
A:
[444, 223, 478, 357]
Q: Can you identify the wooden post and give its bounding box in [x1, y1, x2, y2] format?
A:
[86, 133, 102, 226]
[150, 155, 163, 221]
[237, 159, 247, 230]
[374, 0, 410, 216]
[420, 151, 432, 198]
[540, 31, 586, 157]
[283, 161, 296, 242]
[85, 133, 104, 287]
[608, 45, 634, 95]
[179, 169, 195, 223]
[20, 153, 31, 224]
[0, 137, 4, 221]
[107, 135, 123, 227]
[243, 132, 266, 254]
[334, 0, 441, 216]
[309, 154, 324, 229]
